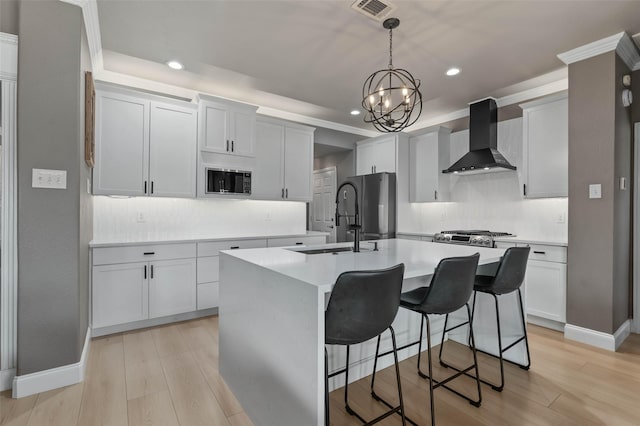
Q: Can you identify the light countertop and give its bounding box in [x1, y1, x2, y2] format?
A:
[397, 231, 568, 247]
[220, 239, 506, 292]
[90, 231, 329, 248]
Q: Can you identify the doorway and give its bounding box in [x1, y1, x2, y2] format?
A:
[311, 167, 337, 243]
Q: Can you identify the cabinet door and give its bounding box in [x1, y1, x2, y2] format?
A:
[94, 91, 149, 196]
[149, 102, 197, 198]
[253, 120, 285, 199]
[229, 108, 256, 157]
[283, 127, 313, 201]
[523, 96, 568, 198]
[149, 258, 197, 318]
[356, 142, 375, 175]
[92, 262, 148, 328]
[410, 133, 439, 202]
[525, 260, 567, 322]
[372, 137, 397, 173]
[200, 102, 230, 153]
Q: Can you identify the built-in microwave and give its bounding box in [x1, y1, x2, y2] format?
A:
[205, 168, 251, 195]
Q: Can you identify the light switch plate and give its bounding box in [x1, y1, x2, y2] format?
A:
[32, 168, 67, 189]
[589, 183, 602, 199]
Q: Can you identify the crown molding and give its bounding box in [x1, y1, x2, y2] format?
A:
[0, 33, 18, 81]
[557, 31, 640, 71]
[616, 32, 640, 71]
[409, 78, 568, 133]
[257, 107, 378, 137]
[60, 0, 103, 71]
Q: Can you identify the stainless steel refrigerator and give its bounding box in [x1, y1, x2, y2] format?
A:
[336, 172, 396, 242]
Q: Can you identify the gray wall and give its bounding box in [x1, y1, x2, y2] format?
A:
[17, 0, 91, 375]
[0, 0, 18, 35]
[567, 51, 631, 334]
[314, 127, 361, 150]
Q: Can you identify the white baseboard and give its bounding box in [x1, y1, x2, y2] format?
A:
[12, 327, 91, 398]
[527, 314, 564, 332]
[0, 368, 16, 391]
[564, 320, 631, 352]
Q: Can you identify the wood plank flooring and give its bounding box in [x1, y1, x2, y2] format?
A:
[1, 317, 639, 425]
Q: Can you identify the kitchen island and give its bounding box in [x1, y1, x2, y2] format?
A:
[219, 239, 506, 426]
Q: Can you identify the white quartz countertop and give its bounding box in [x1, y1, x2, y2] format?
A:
[221, 239, 506, 292]
[89, 231, 330, 248]
[397, 231, 568, 247]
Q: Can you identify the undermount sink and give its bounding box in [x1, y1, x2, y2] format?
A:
[289, 246, 371, 255]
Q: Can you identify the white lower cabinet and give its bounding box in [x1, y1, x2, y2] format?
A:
[525, 255, 567, 323]
[93, 262, 149, 328]
[148, 258, 197, 318]
[92, 243, 197, 332]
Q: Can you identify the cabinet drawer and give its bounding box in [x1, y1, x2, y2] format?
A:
[267, 236, 326, 247]
[523, 244, 567, 263]
[93, 243, 196, 266]
[197, 282, 219, 310]
[197, 239, 266, 256]
[197, 256, 220, 284]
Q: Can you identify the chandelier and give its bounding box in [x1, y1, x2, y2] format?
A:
[362, 18, 422, 132]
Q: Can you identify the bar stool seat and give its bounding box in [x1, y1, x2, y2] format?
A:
[325, 264, 407, 426]
[373, 253, 482, 426]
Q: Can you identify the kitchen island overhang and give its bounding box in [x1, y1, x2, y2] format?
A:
[218, 239, 507, 426]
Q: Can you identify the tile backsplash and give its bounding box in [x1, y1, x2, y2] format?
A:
[93, 196, 307, 242]
[400, 118, 569, 242]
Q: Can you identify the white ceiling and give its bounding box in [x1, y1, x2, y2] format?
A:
[96, 1, 640, 133]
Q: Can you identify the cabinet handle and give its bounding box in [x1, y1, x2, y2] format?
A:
[144, 181, 148, 194]
[295, 242, 303, 245]
[374, 165, 377, 173]
[150, 265, 154, 279]
[143, 252, 155, 255]
[435, 190, 438, 200]
[286, 188, 288, 198]
[533, 251, 546, 255]
[523, 184, 527, 196]
[144, 265, 147, 279]
[371, 166, 374, 174]
[230, 246, 240, 249]
[232, 140, 234, 152]
[151, 181, 154, 194]
[226, 140, 229, 151]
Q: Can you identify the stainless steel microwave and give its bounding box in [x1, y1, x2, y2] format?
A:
[205, 168, 251, 195]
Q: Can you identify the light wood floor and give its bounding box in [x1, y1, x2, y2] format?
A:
[1, 317, 639, 425]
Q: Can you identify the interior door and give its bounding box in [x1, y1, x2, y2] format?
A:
[311, 168, 337, 243]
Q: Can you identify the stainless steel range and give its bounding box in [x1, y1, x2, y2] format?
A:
[433, 230, 515, 248]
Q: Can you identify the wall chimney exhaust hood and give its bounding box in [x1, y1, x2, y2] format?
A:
[442, 98, 516, 175]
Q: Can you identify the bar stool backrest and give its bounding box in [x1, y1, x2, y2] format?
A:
[489, 247, 530, 295]
[418, 253, 480, 315]
[325, 264, 405, 346]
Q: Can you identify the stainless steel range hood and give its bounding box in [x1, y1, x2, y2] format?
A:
[442, 98, 516, 175]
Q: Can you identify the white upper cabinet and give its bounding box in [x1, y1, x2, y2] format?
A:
[283, 127, 313, 201]
[409, 127, 451, 202]
[520, 93, 568, 198]
[94, 84, 197, 198]
[356, 135, 397, 175]
[253, 117, 314, 202]
[199, 95, 257, 157]
[94, 91, 149, 196]
[149, 102, 197, 197]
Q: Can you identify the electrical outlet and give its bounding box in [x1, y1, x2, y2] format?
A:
[557, 212, 566, 224]
[136, 212, 145, 223]
[589, 184, 602, 199]
[32, 168, 67, 189]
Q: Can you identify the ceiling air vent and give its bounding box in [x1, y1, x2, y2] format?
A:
[351, 0, 396, 22]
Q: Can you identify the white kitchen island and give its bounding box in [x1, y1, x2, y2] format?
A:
[219, 239, 507, 426]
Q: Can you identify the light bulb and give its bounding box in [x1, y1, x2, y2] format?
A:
[405, 96, 410, 104]
[402, 87, 408, 96]
[379, 86, 384, 97]
[384, 98, 390, 109]
[369, 95, 376, 105]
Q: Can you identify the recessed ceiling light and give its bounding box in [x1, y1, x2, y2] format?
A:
[446, 67, 460, 76]
[167, 60, 184, 70]
[350, 110, 360, 116]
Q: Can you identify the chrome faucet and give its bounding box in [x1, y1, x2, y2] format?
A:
[335, 182, 361, 253]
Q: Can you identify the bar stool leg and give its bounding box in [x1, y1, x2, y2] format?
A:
[493, 294, 505, 391]
[466, 303, 482, 406]
[517, 288, 532, 370]
[417, 314, 436, 426]
[370, 334, 382, 394]
[389, 326, 407, 426]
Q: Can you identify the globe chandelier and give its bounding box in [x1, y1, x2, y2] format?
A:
[362, 18, 422, 132]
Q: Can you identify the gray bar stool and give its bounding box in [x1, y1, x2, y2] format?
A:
[325, 264, 406, 426]
[466, 246, 531, 391]
[374, 253, 482, 426]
